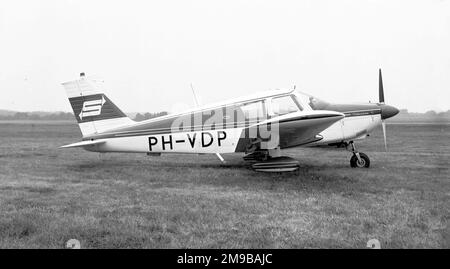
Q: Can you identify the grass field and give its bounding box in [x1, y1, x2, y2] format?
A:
[0, 121, 449, 248]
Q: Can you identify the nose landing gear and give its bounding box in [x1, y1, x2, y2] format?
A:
[347, 141, 370, 168]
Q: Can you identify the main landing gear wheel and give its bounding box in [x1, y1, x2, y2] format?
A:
[251, 156, 300, 172]
[244, 148, 299, 172]
[347, 141, 370, 168]
[350, 153, 370, 168]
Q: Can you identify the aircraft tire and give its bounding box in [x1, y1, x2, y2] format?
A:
[350, 153, 370, 168]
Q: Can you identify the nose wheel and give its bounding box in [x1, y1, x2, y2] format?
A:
[350, 152, 370, 168]
[347, 141, 370, 168]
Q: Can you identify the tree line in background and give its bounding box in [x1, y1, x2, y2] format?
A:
[0, 112, 75, 121]
[0, 109, 449, 122]
[0, 111, 168, 121]
[133, 112, 168, 121]
[392, 109, 450, 122]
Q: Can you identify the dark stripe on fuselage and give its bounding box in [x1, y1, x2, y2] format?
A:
[85, 121, 259, 140]
[83, 113, 338, 140]
[343, 109, 381, 117]
[278, 113, 342, 124]
[309, 102, 382, 118]
[110, 121, 259, 137]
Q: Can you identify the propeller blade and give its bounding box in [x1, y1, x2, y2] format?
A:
[379, 68, 385, 103]
[382, 120, 387, 151]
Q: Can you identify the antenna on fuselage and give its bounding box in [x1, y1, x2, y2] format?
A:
[189, 83, 225, 163]
[190, 83, 200, 107]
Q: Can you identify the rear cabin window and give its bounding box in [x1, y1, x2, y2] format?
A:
[271, 96, 300, 116]
[239, 100, 266, 121]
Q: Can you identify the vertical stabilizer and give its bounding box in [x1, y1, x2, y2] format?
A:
[62, 73, 134, 137]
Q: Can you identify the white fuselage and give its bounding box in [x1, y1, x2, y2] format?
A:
[86, 128, 245, 154]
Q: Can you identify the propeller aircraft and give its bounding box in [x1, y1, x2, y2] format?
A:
[61, 70, 399, 172]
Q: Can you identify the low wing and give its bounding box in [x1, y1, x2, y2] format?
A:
[249, 111, 343, 149]
[60, 140, 106, 148]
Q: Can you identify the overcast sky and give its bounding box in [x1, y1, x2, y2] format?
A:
[0, 0, 449, 113]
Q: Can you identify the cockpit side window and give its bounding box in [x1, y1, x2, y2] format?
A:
[271, 95, 300, 116]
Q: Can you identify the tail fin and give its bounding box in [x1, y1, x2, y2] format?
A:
[62, 73, 134, 137]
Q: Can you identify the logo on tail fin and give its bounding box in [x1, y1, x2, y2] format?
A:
[79, 96, 106, 120]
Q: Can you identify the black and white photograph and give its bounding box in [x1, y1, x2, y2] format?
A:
[0, 0, 449, 254]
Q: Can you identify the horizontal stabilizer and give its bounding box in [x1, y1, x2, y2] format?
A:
[60, 140, 106, 148]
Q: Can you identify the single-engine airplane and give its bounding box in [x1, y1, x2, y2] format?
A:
[61, 70, 399, 172]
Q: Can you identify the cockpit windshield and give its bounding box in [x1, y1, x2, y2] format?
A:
[294, 90, 329, 110]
